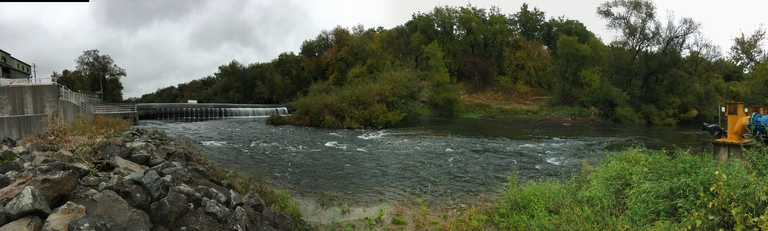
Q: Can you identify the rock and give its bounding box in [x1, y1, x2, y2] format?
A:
[140, 170, 168, 201]
[64, 163, 90, 178]
[52, 149, 74, 163]
[30, 153, 51, 165]
[42, 201, 86, 231]
[1, 137, 16, 147]
[0, 161, 21, 175]
[147, 157, 166, 167]
[35, 162, 65, 174]
[172, 184, 202, 208]
[243, 192, 266, 214]
[125, 141, 150, 151]
[122, 131, 139, 139]
[229, 189, 244, 209]
[82, 190, 150, 231]
[80, 175, 109, 187]
[202, 197, 230, 222]
[263, 208, 294, 231]
[147, 161, 175, 176]
[97, 144, 128, 160]
[161, 166, 190, 182]
[97, 175, 122, 192]
[110, 156, 147, 177]
[5, 186, 52, 220]
[0, 205, 6, 226]
[130, 150, 150, 166]
[170, 161, 187, 169]
[186, 166, 211, 180]
[67, 214, 122, 231]
[208, 188, 228, 205]
[199, 180, 230, 205]
[235, 206, 262, 231]
[10, 146, 28, 156]
[112, 178, 151, 212]
[0, 175, 12, 189]
[262, 221, 278, 231]
[154, 145, 176, 159]
[0, 216, 43, 231]
[169, 151, 190, 162]
[150, 190, 189, 230]
[85, 189, 98, 198]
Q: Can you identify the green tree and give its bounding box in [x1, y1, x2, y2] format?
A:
[74, 49, 127, 103]
[729, 26, 767, 72]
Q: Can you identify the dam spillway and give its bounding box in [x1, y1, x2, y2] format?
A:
[136, 103, 290, 120]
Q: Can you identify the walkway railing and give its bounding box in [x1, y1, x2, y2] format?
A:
[58, 85, 136, 114]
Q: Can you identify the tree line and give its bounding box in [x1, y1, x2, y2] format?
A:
[136, 0, 768, 127]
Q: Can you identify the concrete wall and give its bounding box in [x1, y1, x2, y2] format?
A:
[0, 85, 59, 116]
[0, 85, 138, 140]
[0, 114, 48, 140]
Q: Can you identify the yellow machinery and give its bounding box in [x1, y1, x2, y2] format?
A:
[706, 102, 762, 161]
[717, 102, 751, 144]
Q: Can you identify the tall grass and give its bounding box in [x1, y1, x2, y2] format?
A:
[491, 145, 768, 230]
[27, 115, 132, 164]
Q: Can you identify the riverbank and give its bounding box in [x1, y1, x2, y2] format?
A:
[459, 92, 612, 126]
[0, 116, 310, 231]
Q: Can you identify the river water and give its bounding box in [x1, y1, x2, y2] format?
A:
[135, 116, 711, 205]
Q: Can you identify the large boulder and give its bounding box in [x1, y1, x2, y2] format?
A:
[208, 187, 228, 205]
[235, 206, 262, 231]
[112, 178, 151, 212]
[110, 156, 147, 177]
[0, 216, 43, 231]
[140, 170, 168, 201]
[262, 208, 294, 231]
[149, 190, 189, 230]
[243, 192, 266, 214]
[229, 189, 244, 209]
[202, 197, 230, 222]
[51, 149, 73, 163]
[161, 166, 190, 182]
[0, 205, 6, 226]
[67, 214, 122, 231]
[130, 150, 151, 166]
[42, 201, 86, 231]
[172, 184, 202, 208]
[64, 163, 90, 178]
[97, 144, 129, 160]
[81, 190, 150, 231]
[4, 186, 52, 220]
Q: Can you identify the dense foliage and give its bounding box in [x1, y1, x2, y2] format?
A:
[492, 144, 768, 230]
[53, 49, 127, 103]
[138, 0, 768, 127]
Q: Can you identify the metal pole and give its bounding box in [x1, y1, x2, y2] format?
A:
[718, 103, 721, 127]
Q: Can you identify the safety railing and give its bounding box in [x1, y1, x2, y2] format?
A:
[58, 84, 136, 114]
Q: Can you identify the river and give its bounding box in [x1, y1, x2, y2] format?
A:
[135, 116, 711, 205]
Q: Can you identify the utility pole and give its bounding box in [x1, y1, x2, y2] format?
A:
[32, 63, 37, 83]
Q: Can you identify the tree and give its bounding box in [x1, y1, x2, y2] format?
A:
[74, 49, 127, 103]
[597, 0, 659, 59]
[729, 26, 767, 72]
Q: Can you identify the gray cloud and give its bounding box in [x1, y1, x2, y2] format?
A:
[93, 0, 207, 31]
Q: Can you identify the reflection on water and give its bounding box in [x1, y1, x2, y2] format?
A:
[136, 117, 711, 205]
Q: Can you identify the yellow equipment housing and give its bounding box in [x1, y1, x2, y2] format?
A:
[716, 102, 752, 144]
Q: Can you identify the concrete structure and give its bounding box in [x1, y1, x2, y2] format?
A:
[0, 84, 138, 140]
[0, 49, 32, 79]
[136, 103, 290, 120]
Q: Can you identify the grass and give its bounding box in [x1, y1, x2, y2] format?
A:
[25, 115, 132, 172]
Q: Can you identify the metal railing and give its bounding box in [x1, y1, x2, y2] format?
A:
[58, 84, 136, 114]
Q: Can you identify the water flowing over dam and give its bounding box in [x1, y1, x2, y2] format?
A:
[136, 103, 289, 120]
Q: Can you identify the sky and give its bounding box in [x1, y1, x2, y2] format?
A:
[0, 0, 765, 99]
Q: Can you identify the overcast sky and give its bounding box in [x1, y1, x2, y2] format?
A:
[0, 0, 765, 98]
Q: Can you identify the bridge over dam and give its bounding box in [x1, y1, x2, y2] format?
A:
[136, 103, 291, 120]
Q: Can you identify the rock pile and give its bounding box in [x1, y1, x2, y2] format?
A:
[0, 129, 301, 231]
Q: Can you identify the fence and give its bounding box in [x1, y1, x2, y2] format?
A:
[58, 85, 136, 114]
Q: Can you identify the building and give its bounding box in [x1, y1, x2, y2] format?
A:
[0, 49, 31, 79]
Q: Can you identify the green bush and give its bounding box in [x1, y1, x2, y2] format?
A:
[289, 69, 425, 128]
